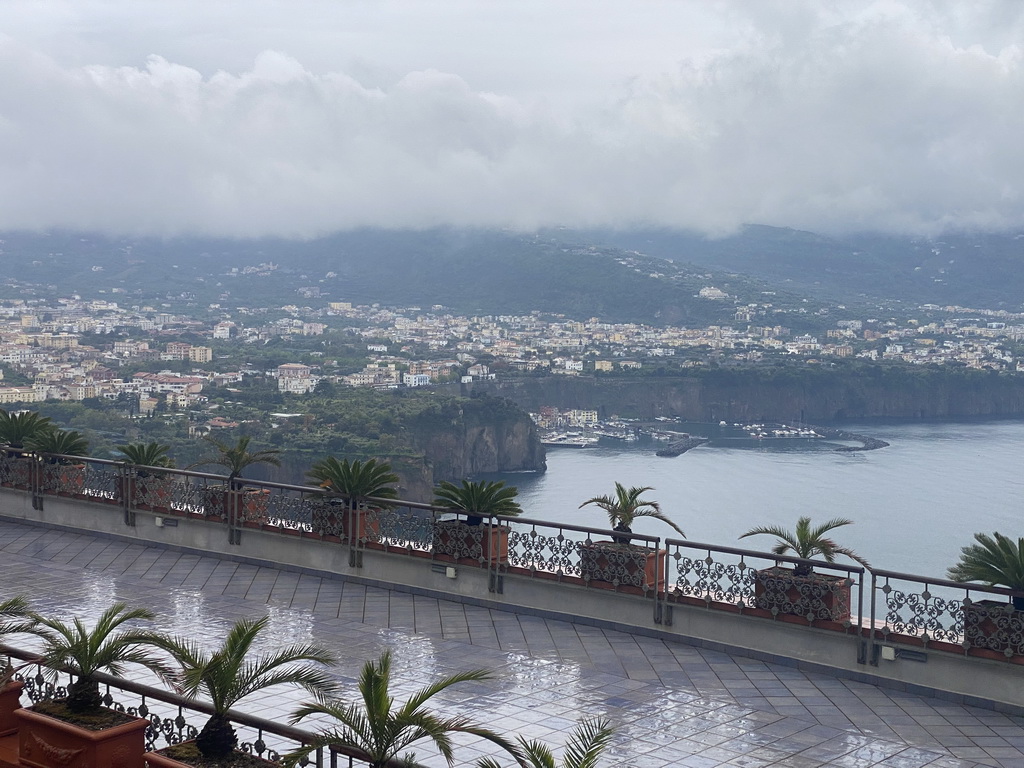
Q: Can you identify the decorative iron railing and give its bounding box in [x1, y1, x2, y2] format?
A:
[0, 643, 393, 767]
[3, 451, 1024, 666]
[663, 538, 865, 627]
[870, 568, 1024, 660]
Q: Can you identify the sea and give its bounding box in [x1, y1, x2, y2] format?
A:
[487, 419, 1024, 582]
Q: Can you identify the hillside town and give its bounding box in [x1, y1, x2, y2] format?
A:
[0, 293, 1022, 410]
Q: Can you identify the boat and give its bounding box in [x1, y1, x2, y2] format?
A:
[541, 433, 598, 448]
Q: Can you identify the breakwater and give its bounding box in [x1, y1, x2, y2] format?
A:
[656, 436, 710, 457]
[818, 427, 890, 452]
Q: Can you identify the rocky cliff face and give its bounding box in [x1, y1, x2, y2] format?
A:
[490, 370, 1024, 423]
[246, 395, 546, 503]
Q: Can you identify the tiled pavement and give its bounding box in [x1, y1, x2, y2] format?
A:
[2, 518, 1024, 767]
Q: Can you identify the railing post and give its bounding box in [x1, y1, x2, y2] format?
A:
[228, 483, 241, 545]
[653, 537, 663, 624]
[856, 569, 866, 663]
[30, 455, 43, 510]
[347, 501, 363, 568]
[121, 463, 136, 528]
[487, 515, 504, 594]
[869, 571, 880, 666]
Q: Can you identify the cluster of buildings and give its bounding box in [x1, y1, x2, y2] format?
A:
[0, 291, 1023, 408]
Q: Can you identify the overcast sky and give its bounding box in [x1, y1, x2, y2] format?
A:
[1, 0, 1022, 238]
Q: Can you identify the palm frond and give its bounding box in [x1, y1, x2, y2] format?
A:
[741, 515, 866, 565]
[289, 651, 520, 768]
[433, 480, 522, 518]
[949, 532, 1024, 590]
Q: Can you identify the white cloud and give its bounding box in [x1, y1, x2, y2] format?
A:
[0, 1, 1022, 237]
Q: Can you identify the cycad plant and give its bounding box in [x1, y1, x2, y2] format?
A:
[191, 435, 280, 490]
[476, 718, 614, 768]
[28, 429, 90, 465]
[740, 516, 870, 576]
[285, 651, 521, 768]
[117, 441, 175, 473]
[0, 409, 55, 453]
[1, 596, 38, 688]
[579, 483, 684, 542]
[307, 457, 400, 508]
[433, 479, 522, 526]
[32, 602, 175, 714]
[161, 615, 335, 761]
[948, 532, 1024, 609]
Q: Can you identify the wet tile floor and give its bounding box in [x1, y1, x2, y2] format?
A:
[2, 518, 1023, 767]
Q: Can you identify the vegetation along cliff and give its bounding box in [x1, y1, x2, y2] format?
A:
[34, 390, 546, 503]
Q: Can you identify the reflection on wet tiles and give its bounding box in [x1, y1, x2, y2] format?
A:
[2, 520, 1021, 767]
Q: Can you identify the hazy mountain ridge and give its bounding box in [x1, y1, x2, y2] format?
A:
[3, 225, 1023, 324]
[553, 226, 1024, 310]
[0, 229, 779, 326]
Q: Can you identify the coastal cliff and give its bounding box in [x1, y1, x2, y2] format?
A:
[410, 393, 546, 478]
[97, 391, 547, 504]
[488, 367, 1024, 422]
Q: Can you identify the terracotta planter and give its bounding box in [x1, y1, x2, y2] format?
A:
[345, 506, 381, 542]
[433, 520, 509, 565]
[43, 464, 86, 496]
[122, 475, 175, 511]
[0, 681, 24, 738]
[963, 599, 1024, 657]
[144, 741, 278, 767]
[579, 541, 667, 590]
[15, 706, 149, 768]
[1, 457, 33, 490]
[752, 567, 852, 622]
[201, 487, 271, 523]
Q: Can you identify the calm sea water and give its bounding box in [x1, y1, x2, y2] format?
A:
[488, 420, 1024, 581]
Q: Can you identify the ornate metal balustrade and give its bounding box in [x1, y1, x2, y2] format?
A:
[0, 644, 345, 766]
[869, 568, 1024, 662]
[500, 516, 664, 596]
[663, 538, 865, 630]
[5, 452, 1024, 666]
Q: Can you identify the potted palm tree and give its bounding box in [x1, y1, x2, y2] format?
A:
[1, 596, 38, 738]
[0, 410, 54, 489]
[145, 615, 336, 767]
[27, 428, 90, 496]
[306, 456, 399, 542]
[283, 650, 522, 768]
[577, 483, 684, 591]
[948, 532, 1024, 656]
[475, 717, 614, 768]
[191, 436, 281, 523]
[117, 441, 176, 511]
[739, 516, 869, 623]
[15, 603, 176, 768]
[432, 479, 522, 566]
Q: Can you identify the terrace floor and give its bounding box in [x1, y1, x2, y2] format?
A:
[1, 518, 1023, 768]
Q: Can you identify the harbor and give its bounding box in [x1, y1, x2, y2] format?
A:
[536, 412, 888, 456]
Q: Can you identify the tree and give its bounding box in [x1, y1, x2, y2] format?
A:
[739, 516, 869, 576]
[285, 651, 521, 768]
[948, 532, 1024, 608]
[27, 428, 90, 464]
[32, 603, 175, 714]
[190, 435, 281, 489]
[307, 457, 399, 508]
[161, 615, 336, 761]
[433, 479, 522, 526]
[476, 718, 614, 768]
[117, 441, 175, 470]
[579, 483, 684, 540]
